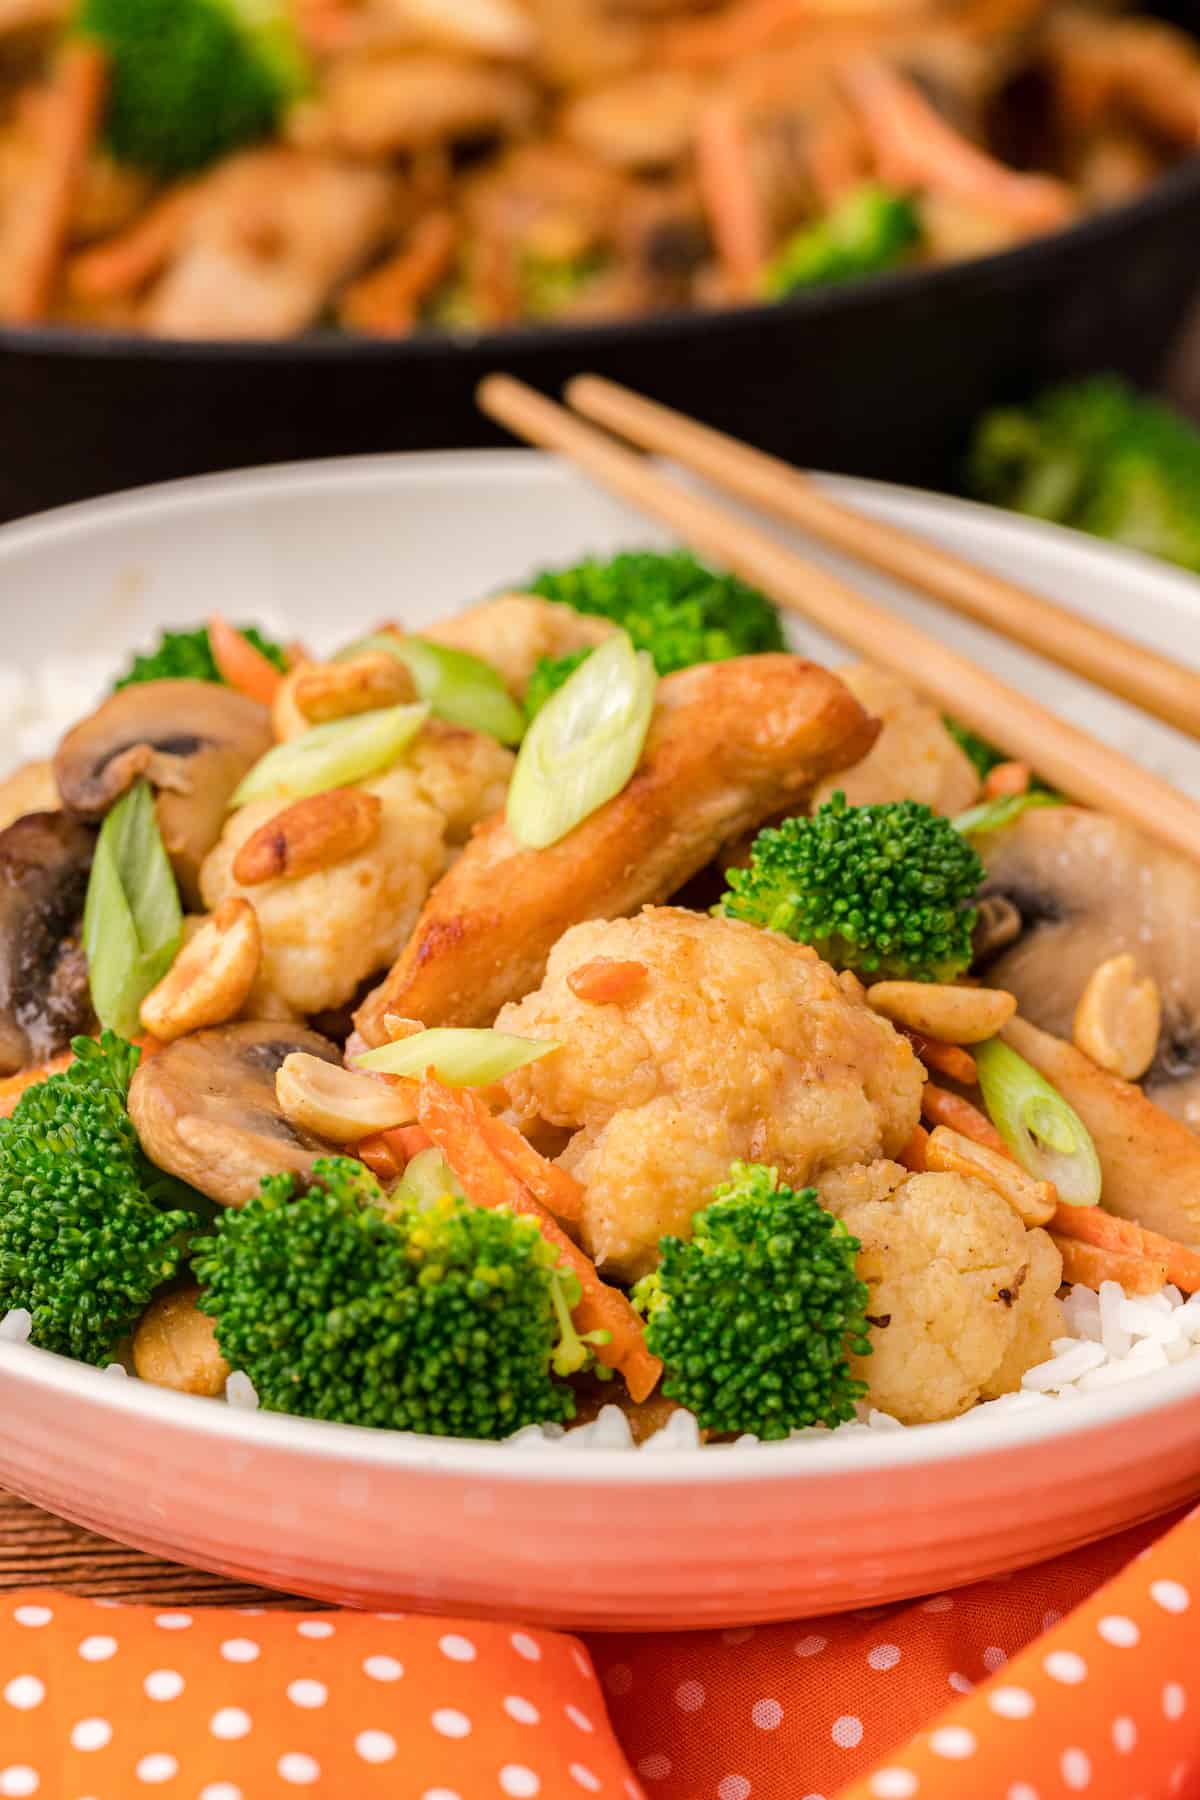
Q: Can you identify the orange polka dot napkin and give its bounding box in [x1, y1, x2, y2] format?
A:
[0, 1503, 1197, 1800]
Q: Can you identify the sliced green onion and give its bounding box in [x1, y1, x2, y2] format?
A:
[337, 632, 524, 746]
[506, 630, 656, 849]
[231, 702, 429, 807]
[953, 790, 1062, 837]
[356, 1028, 559, 1087]
[389, 1147, 465, 1213]
[975, 1037, 1101, 1206]
[83, 780, 182, 1037]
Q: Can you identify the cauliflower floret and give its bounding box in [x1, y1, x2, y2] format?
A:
[424, 593, 614, 698]
[498, 906, 923, 1279]
[201, 722, 512, 1017]
[814, 665, 980, 816]
[837, 1169, 1061, 1424]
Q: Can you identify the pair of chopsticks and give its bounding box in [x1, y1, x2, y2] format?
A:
[478, 373, 1200, 865]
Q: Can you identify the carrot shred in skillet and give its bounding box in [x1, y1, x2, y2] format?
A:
[920, 1082, 1009, 1156]
[207, 613, 284, 704]
[898, 1028, 978, 1086]
[70, 183, 199, 300]
[694, 95, 769, 296]
[417, 1075, 662, 1403]
[477, 1110, 584, 1223]
[3, 41, 107, 324]
[1050, 1204, 1200, 1296]
[339, 210, 458, 337]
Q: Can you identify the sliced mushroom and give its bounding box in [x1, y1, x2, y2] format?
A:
[0, 810, 96, 1074]
[54, 680, 272, 907]
[978, 806, 1200, 1130]
[127, 1020, 343, 1207]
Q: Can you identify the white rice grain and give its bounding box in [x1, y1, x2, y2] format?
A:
[0, 1308, 32, 1344]
[224, 1371, 260, 1411]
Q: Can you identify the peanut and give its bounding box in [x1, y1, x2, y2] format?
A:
[293, 652, 416, 723]
[1072, 953, 1161, 1082]
[867, 980, 1017, 1044]
[139, 897, 261, 1042]
[926, 1124, 1056, 1228]
[133, 1285, 230, 1397]
[232, 787, 382, 885]
[276, 1051, 417, 1142]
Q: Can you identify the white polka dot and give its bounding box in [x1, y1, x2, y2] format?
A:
[287, 1680, 327, 1709]
[1164, 1682, 1187, 1720]
[1170, 1764, 1192, 1797]
[1113, 1717, 1137, 1753]
[1061, 1748, 1090, 1791]
[422, 1792, 461, 1800]
[717, 1780, 751, 1800]
[638, 1756, 672, 1782]
[220, 1637, 260, 1664]
[355, 1731, 396, 1764]
[752, 1699, 783, 1730]
[794, 1635, 827, 1658]
[870, 1773, 919, 1800]
[3, 1677, 43, 1711]
[78, 1636, 118, 1663]
[135, 1755, 177, 1785]
[988, 1687, 1035, 1720]
[70, 1719, 112, 1752]
[571, 1648, 593, 1680]
[144, 1671, 184, 1702]
[504, 1696, 540, 1725]
[921, 1596, 953, 1614]
[605, 1664, 632, 1696]
[199, 1788, 241, 1800]
[947, 1673, 973, 1695]
[0, 1769, 38, 1797]
[511, 1632, 541, 1661]
[1151, 1580, 1190, 1615]
[566, 1705, 594, 1733]
[499, 1769, 540, 1798]
[868, 1643, 901, 1671]
[675, 1680, 705, 1712]
[929, 1727, 976, 1760]
[439, 1633, 476, 1663]
[210, 1707, 252, 1741]
[363, 1654, 404, 1681]
[296, 1620, 334, 1639]
[153, 1613, 191, 1631]
[1098, 1615, 1140, 1648]
[722, 1626, 755, 1646]
[570, 1770, 601, 1794]
[982, 1646, 1006, 1671]
[13, 1607, 51, 1628]
[832, 1715, 864, 1749]
[1044, 1650, 1088, 1685]
[1007, 1787, 1039, 1800]
[278, 1754, 320, 1786]
[431, 1707, 471, 1739]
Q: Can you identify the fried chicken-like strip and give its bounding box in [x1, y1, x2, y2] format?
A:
[355, 654, 878, 1039]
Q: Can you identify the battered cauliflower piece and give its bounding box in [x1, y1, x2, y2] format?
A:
[424, 593, 615, 699]
[834, 1169, 1063, 1424]
[200, 722, 512, 1017]
[814, 665, 981, 816]
[497, 907, 924, 1280]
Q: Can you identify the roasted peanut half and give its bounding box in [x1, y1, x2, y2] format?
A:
[925, 1124, 1057, 1228]
[866, 980, 1017, 1044]
[139, 897, 261, 1043]
[133, 1285, 230, 1397]
[232, 787, 382, 885]
[293, 652, 416, 724]
[1072, 952, 1161, 1082]
[276, 1051, 418, 1142]
[272, 661, 315, 742]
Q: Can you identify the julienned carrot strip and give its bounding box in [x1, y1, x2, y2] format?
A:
[69, 184, 198, 300]
[1050, 1233, 1168, 1299]
[920, 1083, 1010, 1156]
[4, 41, 107, 324]
[898, 1123, 930, 1173]
[661, 0, 813, 66]
[899, 1028, 978, 1086]
[208, 614, 283, 705]
[417, 1077, 662, 1403]
[694, 96, 769, 297]
[356, 1134, 403, 1182]
[478, 1110, 584, 1223]
[339, 211, 458, 338]
[1051, 1204, 1200, 1296]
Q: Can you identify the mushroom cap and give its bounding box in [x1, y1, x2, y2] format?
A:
[54, 680, 272, 908]
[0, 810, 96, 1076]
[979, 806, 1200, 1129]
[127, 1021, 344, 1207]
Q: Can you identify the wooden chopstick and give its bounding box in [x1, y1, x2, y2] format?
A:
[565, 375, 1200, 743]
[477, 373, 1200, 866]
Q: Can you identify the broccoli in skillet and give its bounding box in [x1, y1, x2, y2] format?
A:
[114, 623, 287, 691]
[0, 1034, 205, 1363]
[193, 1157, 578, 1438]
[633, 1163, 869, 1439]
[77, 0, 309, 177]
[720, 790, 984, 982]
[764, 184, 921, 299]
[968, 377, 1200, 574]
[526, 549, 785, 682]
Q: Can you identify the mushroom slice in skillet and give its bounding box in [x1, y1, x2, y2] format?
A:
[127, 1021, 343, 1207]
[977, 805, 1200, 1132]
[54, 680, 272, 908]
[0, 811, 97, 1075]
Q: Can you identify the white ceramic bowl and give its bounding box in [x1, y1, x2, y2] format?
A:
[2, 451, 1200, 1630]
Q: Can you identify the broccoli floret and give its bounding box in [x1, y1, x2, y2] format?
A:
[0, 1033, 204, 1363]
[764, 184, 920, 299]
[526, 549, 785, 676]
[114, 623, 287, 691]
[77, 0, 309, 177]
[720, 790, 983, 981]
[524, 648, 593, 721]
[632, 1162, 869, 1439]
[968, 377, 1200, 574]
[193, 1158, 576, 1438]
